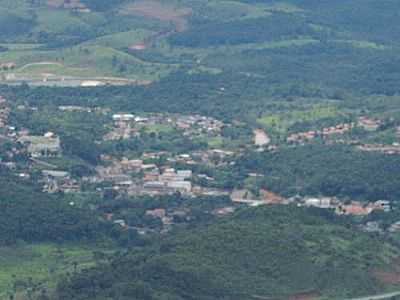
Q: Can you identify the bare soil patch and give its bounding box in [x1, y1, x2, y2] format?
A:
[121, 0, 192, 32]
[288, 291, 320, 300]
[373, 270, 400, 284]
[373, 257, 400, 284]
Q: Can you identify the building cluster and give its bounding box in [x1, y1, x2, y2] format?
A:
[166, 149, 235, 167]
[287, 122, 354, 143]
[301, 197, 391, 215]
[358, 116, 382, 131]
[18, 132, 62, 158]
[49, 0, 91, 13]
[231, 189, 392, 216]
[140, 168, 192, 195]
[104, 114, 139, 141]
[0, 96, 10, 129]
[358, 143, 400, 155]
[231, 188, 288, 207]
[0, 62, 16, 71]
[94, 157, 193, 196]
[286, 117, 385, 144]
[93, 151, 235, 197]
[41, 170, 80, 193]
[145, 208, 191, 229]
[104, 112, 225, 141]
[175, 114, 225, 136]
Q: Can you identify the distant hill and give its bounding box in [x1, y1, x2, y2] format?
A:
[1, 0, 400, 92]
[56, 206, 399, 299]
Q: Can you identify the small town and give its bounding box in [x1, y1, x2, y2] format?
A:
[1, 93, 399, 236]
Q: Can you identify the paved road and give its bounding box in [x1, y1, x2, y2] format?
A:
[346, 291, 400, 300]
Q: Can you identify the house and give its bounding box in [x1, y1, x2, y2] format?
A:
[177, 170, 192, 178]
[231, 189, 266, 206]
[146, 208, 166, 219]
[112, 114, 134, 122]
[167, 181, 192, 193]
[212, 206, 236, 216]
[374, 200, 391, 212]
[113, 219, 127, 228]
[42, 170, 69, 179]
[389, 221, 400, 233]
[304, 197, 332, 209]
[362, 221, 382, 233]
[358, 117, 381, 131]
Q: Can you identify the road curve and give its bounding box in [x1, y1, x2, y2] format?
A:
[346, 291, 400, 300]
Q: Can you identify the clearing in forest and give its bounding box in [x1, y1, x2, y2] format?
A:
[120, 0, 192, 32]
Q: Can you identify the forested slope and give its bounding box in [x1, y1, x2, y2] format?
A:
[56, 206, 398, 300]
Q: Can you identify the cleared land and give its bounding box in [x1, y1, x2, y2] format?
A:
[120, 0, 192, 32]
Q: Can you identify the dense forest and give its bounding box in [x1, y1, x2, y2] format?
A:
[236, 145, 400, 201]
[56, 206, 396, 299]
[0, 168, 114, 245]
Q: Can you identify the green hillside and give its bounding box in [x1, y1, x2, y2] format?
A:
[56, 206, 399, 300]
[1, 0, 400, 89]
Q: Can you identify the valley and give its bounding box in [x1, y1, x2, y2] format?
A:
[2, 0, 400, 299]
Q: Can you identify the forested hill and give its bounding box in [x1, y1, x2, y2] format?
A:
[0, 168, 112, 245]
[1, 0, 400, 96]
[56, 206, 398, 300]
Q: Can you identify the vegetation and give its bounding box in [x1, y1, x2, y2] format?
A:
[56, 206, 399, 299]
[236, 145, 400, 201]
[2, 1, 400, 299]
[0, 168, 111, 245]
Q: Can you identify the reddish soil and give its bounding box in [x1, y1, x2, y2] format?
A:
[260, 189, 285, 204]
[372, 257, 400, 284]
[288, 291, 321, 300]
[121, 0, 192, 32]
[373, 270, 400, 284]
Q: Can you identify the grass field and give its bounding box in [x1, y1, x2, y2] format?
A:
[0, 243, 102, 298]
[84, 29, 155, 49]
[0, 43, 177, 81]
[257, 105, 340, 132]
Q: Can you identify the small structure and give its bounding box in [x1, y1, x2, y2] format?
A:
[81, 80, 105, 87]
[130, 43, 147, 51]
[374, 200, 391, 212]
[42, 170, 78, 193]
[146, 208, 166, 219]
[358, 116, 381, 131]
[231, 189, 266, 206]
[304, 197, 332, 209]
[112, 114, 134, 122]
